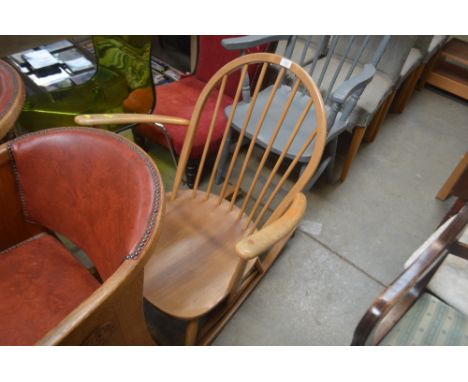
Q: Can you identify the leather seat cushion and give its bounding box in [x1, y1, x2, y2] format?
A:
[136, 76, 234, 158]
[0, 233, 100, 345]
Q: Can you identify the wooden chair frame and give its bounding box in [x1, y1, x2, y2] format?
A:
[436, 152, 468, 201]
[352, 204, 468, 346]
[0, 129, 165, 345]
[76, 52, 327, 345]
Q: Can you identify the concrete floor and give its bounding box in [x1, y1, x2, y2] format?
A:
[213, 87, 468, 345]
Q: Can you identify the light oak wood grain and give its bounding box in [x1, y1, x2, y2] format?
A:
[236, 193, 306, 260]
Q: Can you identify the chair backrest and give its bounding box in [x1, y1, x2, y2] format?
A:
[172, 53, 327, 232]
[366, 36, 417, 84]
[7, 128, 163, 280]
[414, 35, 433, 53]
[271, 36, 390, 129]
[195, 35, 270, 98]
[280, 36, 390, 98]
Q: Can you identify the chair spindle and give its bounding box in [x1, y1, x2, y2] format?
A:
[192, 75, 228, 195]
[237, 79, 302, 220]
[205, 65, 249, 197]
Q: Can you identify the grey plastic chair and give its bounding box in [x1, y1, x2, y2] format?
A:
[391, 36, 433, 113]
[219, 35, 390, 186]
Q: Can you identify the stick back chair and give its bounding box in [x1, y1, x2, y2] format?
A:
[0, 128, 164, 345]
[75, 52, 327, 345]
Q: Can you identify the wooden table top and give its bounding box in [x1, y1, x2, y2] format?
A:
[0, 59, 25, 140]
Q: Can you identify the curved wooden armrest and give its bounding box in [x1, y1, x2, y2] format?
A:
[235, 193, 307, 260]
[351, 203, 468, 345]
[74, 113, 190, 127]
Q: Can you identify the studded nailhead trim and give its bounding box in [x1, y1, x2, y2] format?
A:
[7, 127, 163, 262]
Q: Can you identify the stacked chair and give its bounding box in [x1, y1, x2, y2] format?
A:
[75, 52, 327, 345]
[417, 36, 450, 90]
[347, 36, 416, 145]
[390, 36, 433, 113]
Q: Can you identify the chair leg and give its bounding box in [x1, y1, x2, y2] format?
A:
[363, 90, 396, 143]
[326, 136, 339, 183]
[417, 52, 440, 91]
[340, 126, 365, 183]
[391, 65, 424, 114]
[436, 153, 468, 201]
[132, 128, 148, 151]
[303, 156, 331, 190]
[185, 319, 199, 346]
[185, 159, 199, 189]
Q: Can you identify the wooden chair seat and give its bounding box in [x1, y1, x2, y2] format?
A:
[144, 190, 255, 320]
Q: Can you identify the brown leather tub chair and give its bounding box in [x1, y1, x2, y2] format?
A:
[0, 128, 164, 345]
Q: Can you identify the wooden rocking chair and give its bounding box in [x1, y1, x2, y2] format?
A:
[75, 52, 327, 345]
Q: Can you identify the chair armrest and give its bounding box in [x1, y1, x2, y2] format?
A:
[222, 35, 288, 51]
[332, 64, 376, 105]
[351, 203, 468, 345]
[235, 193, 307, 260]
[74, 113, 190, 127]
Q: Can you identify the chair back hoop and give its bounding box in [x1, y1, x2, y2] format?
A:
[171, 52, 326, 231]
[276, 36, 391, 106]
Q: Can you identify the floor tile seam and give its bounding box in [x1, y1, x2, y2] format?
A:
[297, 230, 387, 288]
